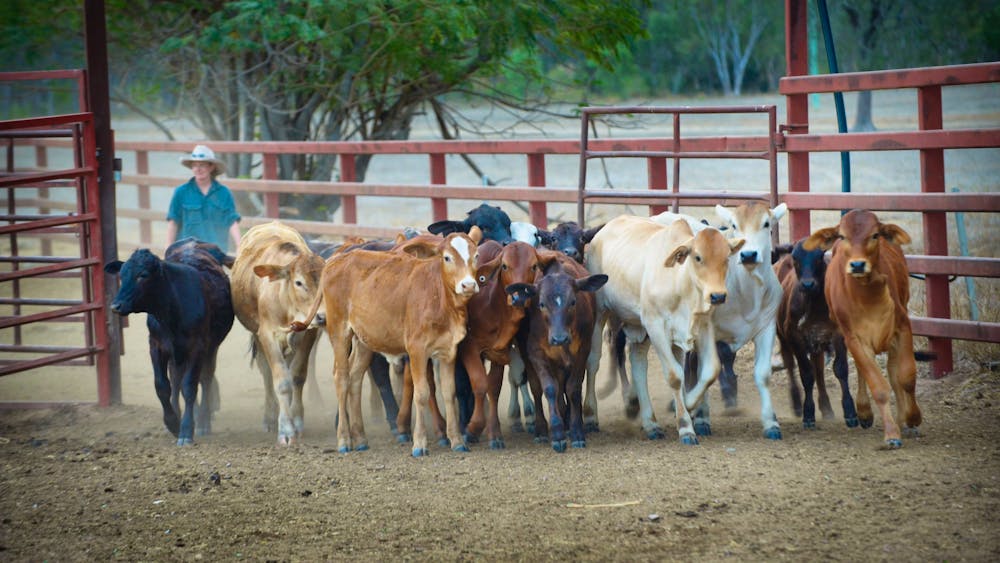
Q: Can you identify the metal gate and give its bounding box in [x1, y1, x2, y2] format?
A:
[0, 70, 115, 407]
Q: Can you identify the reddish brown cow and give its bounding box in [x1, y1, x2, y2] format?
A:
[804, 209, 921, 448]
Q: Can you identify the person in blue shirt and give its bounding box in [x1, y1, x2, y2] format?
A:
[166, 145, 242, 252]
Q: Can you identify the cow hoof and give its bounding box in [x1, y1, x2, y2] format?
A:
[437, 437, 451, 448]
[452, 443, 470, 453]
[552, 440, 567, 453]
[397, 433, 412, 444]
[510, 421, 524, 433]
[764, 427, 783, 440]
[412, 447, 429, 457]
[803, 420, 816, 429]
[859, 417, 874, 429]
[844, 417, 860, 428]
[571, 440, 586, 449]
[885, 438, 903, 449]
[489, 439, 506, 450]
[463, 433, 480, 444]
[526, 422, 536, 434]
[533, 435, 548, 444]
[645, 427, 665, 440]
[626, 401, 641, 420]
[584, 422, 600, 433]
[680, 434, 699, 446]
[694, 422, 712, 436]
[338, 446, 351, 454]
[277, 435, 294, 446]
[902, 426, 921, 438]
[176, 437, 194, 446]
[355, 444, 369, 452]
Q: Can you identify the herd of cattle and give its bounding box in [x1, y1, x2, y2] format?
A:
[104, 202, 924, 455]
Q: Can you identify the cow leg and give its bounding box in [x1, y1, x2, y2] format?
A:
[716, 341, 739, 410]
[651, 340, 698, 445]
[486, 361, 506, 449]
[780, 339, 803, 418]
[888, 330, 922, 438]
[846, 337, 901, 447]
[254, 336, 279, 434]
[331, 330, 355, 452]
[346, 343, 371, 451]
[150, 341, 179, 438]
[288, 329, 319, 439]
[523, 355, 549, 443]
[506, 349, 527, 432]
[832, 337, 858, 427]
[369, 354, 400, 437]
[453, 361, 475, 438]
[538, 367, 567, 453]
[195, 348, 219, 436]
[436, 357, 468, 453]
[796, 345, 818, 429]
[459, 343, 489, 444]
[582, 320, 605, 433]
[567, 361, 587, 449]
[177, 361, 200, 446]
[408, 353, 434, 456]
[424, 360, 449, 445]
[751, 330, 782, 440]
[813, 350, 835, 420]
[628, 336, 663, 440]
[679, 326, 722, 443]
[395, 360, 414, 443]
[684, 350, 712, 437]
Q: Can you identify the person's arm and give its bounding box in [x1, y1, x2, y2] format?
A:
[228, 222, 242, 251]
[166, 219, 178, 249]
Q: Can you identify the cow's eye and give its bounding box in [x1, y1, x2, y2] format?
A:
[695, 254, 703, 263]
[295, 280, 304, 288]
[538, 301, 546, 309]
[502, 263, 508, 271]
[444, 255, 452, 262]
[872, 233, 880, 240]
[764, 220, 770, 229]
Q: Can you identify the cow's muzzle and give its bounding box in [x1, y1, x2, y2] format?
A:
[710, 292, 727, 305]
[849, 260, 868, 276]
[739, 250, 759, 265]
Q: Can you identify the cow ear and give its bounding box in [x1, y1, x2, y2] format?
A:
[467, 225, 484, 245]
[395, 239, 439, 259]
[771, 243, 793, 264]
[583, 224, 605, 244]
[728, 238, 746, 256]
[104, 260, 124, 275]
[393, 232, 407, 245]
[476, 255, 502, 286]
[505, 282, 537, 307]
[715, 204, 735, 226]
[803, 227, 839, 251]
[664, 241, 692, 267]
[880, 223, 911, 245]
[536, 249, 562, 272]
[427, 220, 466, 235]
[535, 229, 554, 247]
[575, 274, 608, 293]
[253, 264, 288, 281]
[771, 203, 788, 222]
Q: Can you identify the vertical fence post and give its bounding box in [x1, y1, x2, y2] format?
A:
[430, 153, 447, 222]
[785, 0, 812, 241]
[263, 153, 279, 218]
[918, 85, 953, 377]
[36, 146, 52, 256]
[527, 153, 547, 227]
[340, 154, 357, 225]
[136, 150, 151, 245]
[648, 156, 668, 216]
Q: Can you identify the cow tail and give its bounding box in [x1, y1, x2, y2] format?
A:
[289, 290, 324, 333]
[598, 327, 627, 400]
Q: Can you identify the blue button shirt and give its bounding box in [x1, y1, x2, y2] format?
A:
[166, 178, 241, 251]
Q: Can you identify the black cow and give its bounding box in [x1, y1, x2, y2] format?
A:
[104, 238, 235, 445]
[427, 203, 514, 245]
[775, 239, 858, 429]
[508, 254, 607, 452]
[536, 221, 604, 263]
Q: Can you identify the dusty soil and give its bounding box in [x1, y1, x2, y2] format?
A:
[1, 300, 999, 561]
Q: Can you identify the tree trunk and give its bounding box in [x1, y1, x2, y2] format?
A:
[852, 90, 876, 132]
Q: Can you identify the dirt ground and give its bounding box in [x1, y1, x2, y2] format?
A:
[1, 291, 999, 561]
[2, 85, 999, 561]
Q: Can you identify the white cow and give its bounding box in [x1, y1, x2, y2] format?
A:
[651, 202, 788, 439]
[586, 215, 744, 443]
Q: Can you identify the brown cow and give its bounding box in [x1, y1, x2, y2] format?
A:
[230, 222, 326, 445]
[804, 209, 921, 448]
[293, 228, 484, 456]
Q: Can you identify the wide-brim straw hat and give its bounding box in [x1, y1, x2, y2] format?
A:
[180, 144, 226, 176]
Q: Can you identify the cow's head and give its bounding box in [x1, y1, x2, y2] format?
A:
[663, 220, 744, 310]
[536, 221, 604, 264]
[507, 269, 608, 347]
[803, 209, 910, 278]
[252, 243, 327, 326]
[475, 240, 544, 307]
[510, 221, 540, 247]
[399, 226, 484, 297]
[715, 202, 786, 269]
[426, 203, 513, 245]
[790, 239, 827, 294]
[104, 249, 163, 316]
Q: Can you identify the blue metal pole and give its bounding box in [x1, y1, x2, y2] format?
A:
[816, 0, 852, 206]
